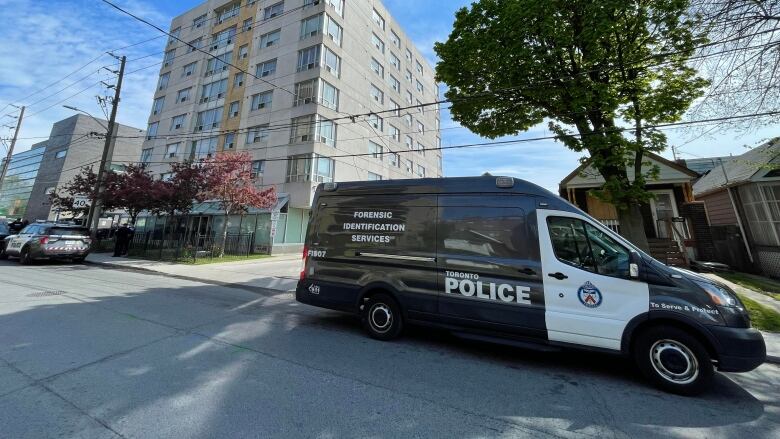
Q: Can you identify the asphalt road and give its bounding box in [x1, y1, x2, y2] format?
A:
[0, 260, 778, 439]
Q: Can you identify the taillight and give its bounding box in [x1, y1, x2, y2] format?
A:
[39, 237, 49, 245]
[300, 245, 308, 280]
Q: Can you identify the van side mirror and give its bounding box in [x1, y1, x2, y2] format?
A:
[629, 251, 641, 280]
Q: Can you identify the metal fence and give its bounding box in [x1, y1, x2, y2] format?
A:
[94, 232, 256, 262]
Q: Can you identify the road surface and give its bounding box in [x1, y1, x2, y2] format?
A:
[0, 260, 778, 438]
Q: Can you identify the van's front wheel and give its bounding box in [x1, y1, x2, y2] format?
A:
[362, 293, 403, 341]
[634, 326, 714, 396]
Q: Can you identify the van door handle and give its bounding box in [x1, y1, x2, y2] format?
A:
[517, 267, 536, 276]
[548, 272, 568, 280]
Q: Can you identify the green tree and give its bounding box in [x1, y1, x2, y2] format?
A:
[435, 0, 708, 249]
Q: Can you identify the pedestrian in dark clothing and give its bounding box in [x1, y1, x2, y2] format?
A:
[113, 223, 131, 257]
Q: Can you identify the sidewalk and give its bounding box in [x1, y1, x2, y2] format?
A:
[86, 252, 300, 293]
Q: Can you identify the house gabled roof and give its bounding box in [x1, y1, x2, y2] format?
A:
[693, 138, 780, 197]
[560, 151, 699, 189]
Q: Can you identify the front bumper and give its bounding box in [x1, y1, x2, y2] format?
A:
[707, 325, 766, 372]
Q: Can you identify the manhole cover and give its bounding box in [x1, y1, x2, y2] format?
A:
[27, 290, 67, 298]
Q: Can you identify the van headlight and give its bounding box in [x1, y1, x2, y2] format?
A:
[693, 280, 739, 308]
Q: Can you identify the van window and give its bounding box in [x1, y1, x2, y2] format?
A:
[547, 217, 630, 278]
[50, 227, 90, 236]
[439, 207, 528, 259]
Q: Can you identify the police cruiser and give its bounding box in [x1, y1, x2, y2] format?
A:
[296, 176, 766, 395]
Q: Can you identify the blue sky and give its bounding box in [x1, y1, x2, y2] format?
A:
[0, 0, 776, 192]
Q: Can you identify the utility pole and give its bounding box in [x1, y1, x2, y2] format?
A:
[87, 55, 125, 234]
[0, 106, 25, 194]
[671, 145, 678, 161]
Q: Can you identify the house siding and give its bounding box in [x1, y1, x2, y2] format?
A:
[699, 190, 738, 226]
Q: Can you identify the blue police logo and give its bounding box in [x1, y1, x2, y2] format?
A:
[578, 281, 602, 308]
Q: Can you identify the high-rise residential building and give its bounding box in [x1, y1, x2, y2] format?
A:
[140, 0, 442, 251]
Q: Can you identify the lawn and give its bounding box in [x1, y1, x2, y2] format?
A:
[720, 272, 780, 300]
[737, 294, 780, 333]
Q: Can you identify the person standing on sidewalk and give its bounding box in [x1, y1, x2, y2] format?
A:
[113, 223, 131, 257]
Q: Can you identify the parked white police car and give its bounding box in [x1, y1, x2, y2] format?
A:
[296, 176, 766, 395]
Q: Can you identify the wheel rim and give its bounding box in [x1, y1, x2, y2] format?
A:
[650, 339, 699, 385]
[369, 303, 393, 334]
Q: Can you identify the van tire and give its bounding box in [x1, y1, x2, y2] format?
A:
[633, 326, 714, 396]
[362, 293, 404, 341]
[19, 247, 32, 265]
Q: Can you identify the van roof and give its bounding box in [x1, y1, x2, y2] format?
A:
[319, 176, 560, 198]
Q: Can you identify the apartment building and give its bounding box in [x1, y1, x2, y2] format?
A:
[140, 0, 442, 251]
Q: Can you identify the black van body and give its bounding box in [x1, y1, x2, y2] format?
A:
[296, 176, 766, 394]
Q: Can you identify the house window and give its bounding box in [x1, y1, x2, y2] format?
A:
[368, 114, 383, 131]
[147, 122, 158, 140]
[372, 33, 385, 53]
[251, 91, 273, 110]
[390, 30, 400, 48]
[264, 2, 284, 20]
[195, 108, 223, 131]
[290, 115, 316, 143]
[200, 78, 228, 102]
[372, 9, 385, 29]
[319, 79, 339, 110]
[300, 14, 322, 40]
[325, 14, 342, 46]
[323, 47, 340, 77]
[54, 150, 67, 159]
[192, 137, 218, 159]
[140, 148, 153, 164]
[176, 87, 191, 103]
[370, 58, 384, 78]
[256, 58, 277, 77]
[317, 117, 336, 147]
[152, 96, 164, 115]
[297, 45, 321, 71]
[247, 125, 270, 143]
[211, 26, 237, 50]
[233, 72, 244, 88]
[228, 101, 240, 118]
[182, 61, 197, 77]
[389, 125, 400, 142]
[368, 172, 383, 181]
[369, 141, 383, 159]
[239, 45, 248, 59]
[205, 51, 232, 76]
[389, 75, 400, 93]
[389, 52, 400, 70]
[739, 183, 780, 246]
[260, 29, 281, 48]
[251, 160, 265, 178]
[170, 114, 186, 130]
[157, 72, 170, 90]
[224, 132, 236, 149]
[163, 49, 175, 67]
[294, 79, 317, 106]
[370, 84, 384, 104]
[166, 143, 180, 158]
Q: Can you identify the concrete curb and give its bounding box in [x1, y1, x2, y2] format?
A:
[85, 259, 294, 296]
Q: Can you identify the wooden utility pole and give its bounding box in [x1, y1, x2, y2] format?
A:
[87, 55, 126, 233]
[0, 106, 25, 194]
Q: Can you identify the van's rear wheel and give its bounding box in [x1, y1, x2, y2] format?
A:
[634, 326, 714, 396]
[362, 293, 403, 341]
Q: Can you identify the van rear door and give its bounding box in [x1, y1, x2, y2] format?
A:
[537, 210, 649, 350]
[436, 195, 545, 338]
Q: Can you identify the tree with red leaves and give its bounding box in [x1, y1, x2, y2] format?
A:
[153, 161, 208, 240]
[103, 164, 159, 225]
[200, 151, 277, 256]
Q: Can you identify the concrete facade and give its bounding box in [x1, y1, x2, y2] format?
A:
[24, 115, 145, 221]
[141, 0, 442, 216]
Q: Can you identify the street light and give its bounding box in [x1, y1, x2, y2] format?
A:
[62, 105, 109, 131]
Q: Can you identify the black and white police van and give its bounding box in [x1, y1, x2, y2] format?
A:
[295, 176, 766, 394]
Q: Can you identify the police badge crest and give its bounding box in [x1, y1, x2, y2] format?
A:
[577, 281, 602, 308]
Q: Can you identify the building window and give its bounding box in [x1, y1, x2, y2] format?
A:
[264, 2, 284, 20]
[247, 125, 270, 144]
[389, 52, 400, 70]
[323, 47, 340, 77]
[188, 38, 203, 53]
[389, 152, 400, 167]
[256, 58, 277, 77]
[370, 84, 384, 104]
[211, 26, 237, 50]
[416, 164, 426, 178]
[194, 14, 207, 28]
[389, 75, 400, 93]
[390, 100, 400, 116]
[217, 2, 240, 23]
[405, 136, 413, 150]
[300, 14, 322, 39]
[170, 114, 186, 130]
[168, 27, 180, 45]
[416, 80, 424, 94]
[157, 72, 170, 91]
[369, 141, 383, 159]
[404, 114, 412, 127]
[54, 150, 67, 159]
[389, 125, 400, 142]
[166, 143, 180, 158]
[192, 137, 218, 159]
[372, 9, 385, 29]
[739, 183, 780, 246]
[325, 14, 342, 46]
[224, 132, 236, 149]
[152, 96, 165, 115]
[176, 87, 191, 103]
[368, 172, 383, 181]
[319, 80, 339, 110]
[147, 122, 159, 140]
[297, 45, 321, 71]
[195, 108, 223, 131]
[416, 141, 426, 156]
[370, 58, 384, 78]
[325, 0, 344, 17]
[286, 153, 335, 183]
[243, 18, 253, 33]
[405, 69, 412, 83]
[260, 29, 281, 48]
[251, 91, 273, 110]
[251, 160, 265, 178]
[368, 113, 383, 131]
[416, 98, 424, 113]
[417, 121, 425, 133]
[163, 49, 176, 67]
[406, 90, 413, 105]
[233, 72, 244, 88]
[405, 159, 413, 174]
[140, 148, 153, 164]
[205, 51, 232, 76]
[317, 117, 336, 147]
[290, 115, 316, 143]
[416, 60, 424, 75]
[182, 61, 197, 77]
[239, 44, 249, 59]
[161, 172, 173, 181]
[294, 79, 317, 106]
[228, 101, 240, 118]
[372, 33, 385, 53]
[200, 78, 228, 103]
[406, 49, 412, 62]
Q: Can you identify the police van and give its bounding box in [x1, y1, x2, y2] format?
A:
[296, 176, 766, 394]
